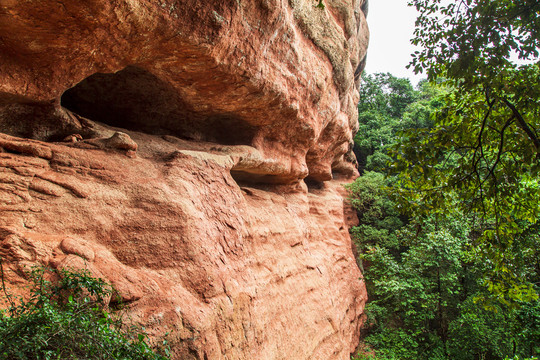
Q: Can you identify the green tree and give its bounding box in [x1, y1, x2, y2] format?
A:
[355, 73, 443, 172]
[346, 171, 403, 253]
[392, 0, 540, 302]
[348, 170, 540, 359]
[349, 70, 540, 359]
[348, 178, 540, 360]
[357, 73, 418, 118]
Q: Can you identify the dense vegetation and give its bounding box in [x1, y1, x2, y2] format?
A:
[349, 0, 539, 358]
[0, 265, 169, 360]
[349, 73, 539, 360]
[403, 0, 540, 301]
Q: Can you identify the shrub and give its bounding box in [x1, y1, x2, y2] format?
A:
[0, 264, 169, 360]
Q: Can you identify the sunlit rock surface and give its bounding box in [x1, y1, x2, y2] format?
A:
[0, 0, 368, 358]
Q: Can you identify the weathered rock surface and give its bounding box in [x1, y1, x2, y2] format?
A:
[0, 0, 368, 359]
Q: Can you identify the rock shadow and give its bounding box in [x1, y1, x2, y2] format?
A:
[61, 66, 257, 146]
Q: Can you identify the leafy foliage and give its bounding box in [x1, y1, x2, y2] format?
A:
[347, 171, 402, 251]
[348, 173, 540, 360]
[354, 73, 443, 171]
[314, 0, 325, 9]
[397, 0, 540, 301]
[409, 0, 540, 82]
[349, 73, 539, 359]
[0, 265, 169, 360]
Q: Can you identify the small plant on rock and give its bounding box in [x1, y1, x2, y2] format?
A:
[0, 262, 169, 360]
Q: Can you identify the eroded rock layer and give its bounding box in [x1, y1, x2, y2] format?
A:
[0, 0, 368, 359]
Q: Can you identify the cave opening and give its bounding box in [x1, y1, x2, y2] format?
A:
[60, 66, 257, 145]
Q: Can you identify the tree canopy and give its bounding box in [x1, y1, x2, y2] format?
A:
[354, 73, 443, 171]
[349, 72, 540, 360]
[387, 0, 540, 302]
[349, 0, 540, 357]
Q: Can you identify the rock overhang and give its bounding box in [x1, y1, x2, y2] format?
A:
[0, 0, 368, 184]
[0, 1, 369, 359]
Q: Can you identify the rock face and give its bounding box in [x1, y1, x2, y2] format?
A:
[0, 0, 368, 359]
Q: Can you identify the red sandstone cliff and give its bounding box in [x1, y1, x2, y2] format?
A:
[0, 0, 369, 358]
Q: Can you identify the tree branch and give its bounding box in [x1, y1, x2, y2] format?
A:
[484, 116, 513, 185]
[502, 98, 540, 157]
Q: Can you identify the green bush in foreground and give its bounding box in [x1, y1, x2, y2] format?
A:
[0, 265, 169, 360]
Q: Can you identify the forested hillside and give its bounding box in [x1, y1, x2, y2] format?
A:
[349, 2, 539, 358]
[349, 73, 539, 360]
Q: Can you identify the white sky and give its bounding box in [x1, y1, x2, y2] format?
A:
[364, 0, 426, 85]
